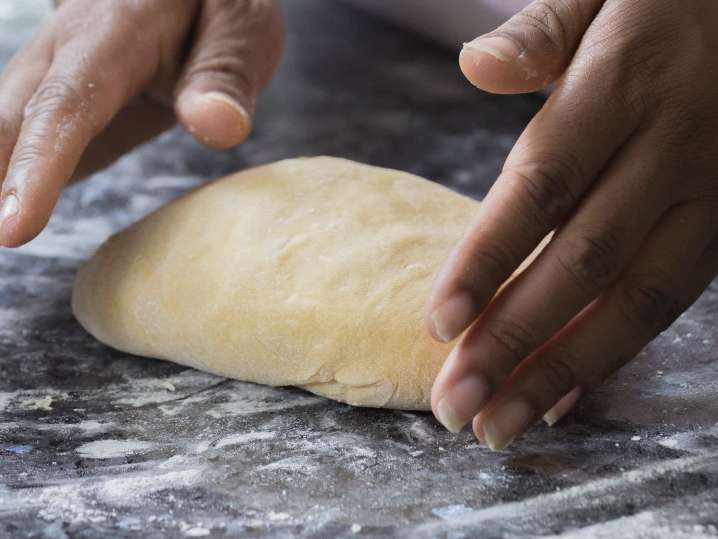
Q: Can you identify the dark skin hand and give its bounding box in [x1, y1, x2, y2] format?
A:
[0, 0, 283, 247]
[427, 0, 718, 449]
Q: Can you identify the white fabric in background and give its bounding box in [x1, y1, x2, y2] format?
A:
[344, 0, 529, 49]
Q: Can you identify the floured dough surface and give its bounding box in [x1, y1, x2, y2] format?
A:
[72, 157, 480, 410]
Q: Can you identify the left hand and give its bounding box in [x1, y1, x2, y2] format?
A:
[0, 0, 283, 248]
[425, 0, 718, 449]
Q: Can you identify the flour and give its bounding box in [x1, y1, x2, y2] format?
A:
[21, 395, 54, 411]
[97, 468, 206, 506]
[76, 440, 156, 459]
[204, 386, 324, 418]
[258, 456, 320, 473]
[410, 452, 718, 538]
[74, 420, 113, 435]
[0, 391, 13, 414]
[213, 431, 276, 448]
[183, 527, 210, 537]
[432, 504, 472, 519]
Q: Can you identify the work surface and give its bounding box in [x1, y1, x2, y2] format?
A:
[2, 2, 717, 538]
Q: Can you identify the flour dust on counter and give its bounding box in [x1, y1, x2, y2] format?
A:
[3, 369, 718, 537]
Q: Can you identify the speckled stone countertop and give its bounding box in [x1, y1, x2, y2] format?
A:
[1, 2, 717, 538]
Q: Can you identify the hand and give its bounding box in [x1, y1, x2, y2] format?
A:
[426, 0, 718, 449]
[0, 0, 283, 247]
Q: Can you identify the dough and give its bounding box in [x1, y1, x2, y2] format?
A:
[73, 157, 481, 410]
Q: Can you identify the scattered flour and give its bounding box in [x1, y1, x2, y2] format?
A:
[205, 390, 323, 418]
[258, 456, 319, 473]
[183, 527, 210, 537]
[214, 431, 276, 449]
[76, 440, 156, 459]
[96, 468, 205, 505]
[0, 391, 13, 414]
[432, 504, 472, 519]
[21, 395, 54, 411]
[412, 452, 718, 538]
[36, 420, 112, 436]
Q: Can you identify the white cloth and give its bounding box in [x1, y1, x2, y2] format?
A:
[346, 0, 530, 48]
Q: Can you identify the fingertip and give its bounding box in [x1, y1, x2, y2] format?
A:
[0, 193, 20, 247]
[177, 91, 253, 149]
[431, 343, 459, 410]
[543, 387, 583, 427]
[0, 193, 46, 248]
[433, 373, 491, 435]
[428, 292, 477, 343]
[472, 413, 486, 443]
[478, 399, 534, 451]
[459, 38, 553, 95]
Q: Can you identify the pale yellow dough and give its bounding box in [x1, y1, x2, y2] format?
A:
[73, 157, 482, 410]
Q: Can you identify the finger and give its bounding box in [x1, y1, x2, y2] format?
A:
[459, 0, 605, 94]
[0, 38, 154, 247]
[542, 386, 582, 426]
[474, 201, 718, 450]
[175, 0, 283, 149]
[0, 34, 53, 182]
[426, 66, 642, 344]
[431, 133, 666, 433]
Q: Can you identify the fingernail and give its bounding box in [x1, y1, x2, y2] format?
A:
[543, 387, 583, 427]
[201, 92, 249, 120]
[431, 293, 476, 343]
[462, 36, 521, 63]
[435, 374, 490, 433]
[0, 194, 19, 224]
[482, 399, 534, 451]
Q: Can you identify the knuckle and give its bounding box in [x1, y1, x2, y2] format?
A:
[187, 0, 283, 94]
[657, 107, 718, 166]
[8, 137, 45, 172]
[25, 75, 84, 119]
[506, 152, 583, 228]
[484, 315, 536, 365]
[580, 9, 675, 116]
[555, 226, 621, 293]
[194, 59, 255, 95]
[24, 74, 100, 138]
[623, 52, 669, 112]
[186, 53, 254, 96]
[510, 0, 570, 54]
[618, 273, 684, 336]
[468, 240, 520, 288]
[539, 353, 578, 396]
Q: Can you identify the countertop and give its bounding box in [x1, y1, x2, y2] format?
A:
[1, 2, 717, 538]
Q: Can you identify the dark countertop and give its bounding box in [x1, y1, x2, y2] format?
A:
[1, 2, 717, 538]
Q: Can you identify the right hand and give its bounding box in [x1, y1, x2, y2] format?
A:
[0, 0, 284, 247]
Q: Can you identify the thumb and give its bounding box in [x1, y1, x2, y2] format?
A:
[175, 0, 283, 149]
[459, 0, 604, 94]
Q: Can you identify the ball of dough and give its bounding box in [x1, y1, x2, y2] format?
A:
[73, 157, 481, 410]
